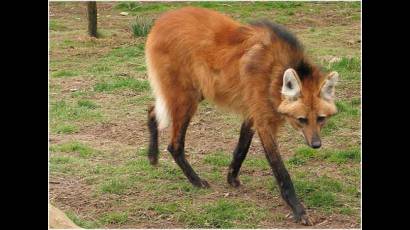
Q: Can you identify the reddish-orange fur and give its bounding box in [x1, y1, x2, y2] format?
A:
[146, 7, 335, 148]
[146, 7, 338, 224]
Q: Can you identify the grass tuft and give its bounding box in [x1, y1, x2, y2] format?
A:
[65, 211, 100, 228]
[100, 178, 129, 194]
[77, 99, 98, 109]
[99, 211, 128, 225]
[131, 16, 155, 37]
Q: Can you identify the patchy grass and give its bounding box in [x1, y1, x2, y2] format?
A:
[294, 175, 349, 212]
[329, 57, 361, 77]
[127, 94, 153, 105]
[115, 1, 175, 13]
[50, 141, 96, 158]
[53, 123, 78, 134]
[203, 150, 231, 167]
[49, 2, 360, 228]
[179, 199, 267, 228]
[288, 147, 317, 166]
[87, 44, 146, 77]
[151, 201, 180, 215]
[77, 99, 98, 109]
[99, 211, 129, 225]
[66, 211, 100, 228]
[108, 44, 145, 61]
[52, 70, 78, 78]
[50, 156, 76, 165]
[243, 157, 270, 170]
[322, 97, 360, 136]
[94, 78, 150, 92]
[336, 100, 360, 116]
[325, 148, 361, 164]
[49, 155, 91, 175]
[50, 100, 102, 122]
[288, 147, 360, 165]
[50, 20, 68, 31]
[100, 178, 129, 194]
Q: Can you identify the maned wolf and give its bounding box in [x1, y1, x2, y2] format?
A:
[145, 7, 338, 225]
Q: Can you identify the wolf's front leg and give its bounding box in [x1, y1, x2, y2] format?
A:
[258, 129, 313, 226]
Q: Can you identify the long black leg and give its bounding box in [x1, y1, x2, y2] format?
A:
[147, 106, 159, 165]
[227, 120, 254, 187]
[168, 113, 209, 188]
[260, 136, 312, 225]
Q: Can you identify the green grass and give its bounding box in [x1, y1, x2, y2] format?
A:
[49, 156, 76, 164]
[53, 123, 78, 134]
[115, 1, 303, 15]
[50, 100, 102, 122]
[336, 100, 360, 116]
[131, 16, 155, 37]
[320, 57, 361, 81]
[79, 148, 207, 197]
[329, 57, 361, 74]
[288, 147, 317, 166]
[321, 97, 360, 135]
[94, 78, 150, 93]
[243, 157, 270, 170]
[88, 148, 198, 195]
[287, 147, 360, 166]
[89, 64, 112, 74]
[321, 118, 338, 136]
[151, 201, 180, 214]
[301, 26, 361, 59]
[339, 206, 354, 215]
[100, 178, 129, 194]
[179, 199, 266, 228]
[77, 99, 98, 109]
[99, 211, 128, 225]
[71, 90, 94, 98]
[50, 141, 96, 158]
[108, 45, 145, 60]
[306, 191, 337, 208]
[341, 167, 360, 178]
[50, 20, 67, 31]
[87, 44, 146, 77]
[203, 150, 231, 167]
[127, 94, 154, 105]
[115, 1, 175, 13]
[49, 155, 91, 175]
[292, 173, 359, 214]
[52, 70, 77, 78]
[325, 148, 361, 164]
[114, 1, 312, 25]
[123, 157, 186, 182]
[66, 211, 100, 229]
[294, 176, 339, 211]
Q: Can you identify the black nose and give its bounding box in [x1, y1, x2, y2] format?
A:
[311, 140, 321, 149]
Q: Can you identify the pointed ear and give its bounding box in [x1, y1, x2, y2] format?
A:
[281, 68, 302, 100]
[320, 71, 339, 101]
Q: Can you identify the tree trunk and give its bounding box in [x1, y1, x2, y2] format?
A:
[87, 1, 97, 37]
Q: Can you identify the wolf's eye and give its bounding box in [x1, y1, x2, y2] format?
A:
[317, 116, 326, 123]
[297, 117, 308, 124]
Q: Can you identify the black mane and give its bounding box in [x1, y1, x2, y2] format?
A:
[249, 19, 303, 51]
[249, 20, 314, 79]
[294, 59, 313, 79]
